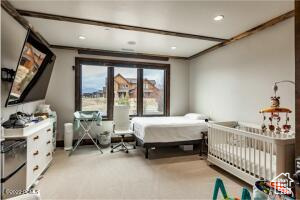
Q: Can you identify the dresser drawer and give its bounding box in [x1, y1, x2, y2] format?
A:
[26, 160, 41, 189]
[42, 125, 52, 141]
[44, 150, 52, 166]
[27, 132, 40, 150]
[27, 133, 41, 162]
[42, 125, 53, 152]
[38, 148, 52, 171]
[45, 126, 53, 135]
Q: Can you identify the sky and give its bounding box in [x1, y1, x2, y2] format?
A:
[82, 65, 107, 93]
[82, 65, 164, 93]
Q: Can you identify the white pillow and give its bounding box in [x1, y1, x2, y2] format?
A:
[184, 113, 208, 120]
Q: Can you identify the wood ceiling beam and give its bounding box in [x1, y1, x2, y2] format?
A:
[17, 9, 227, 43]
[50, 45, 188, 61]
[1, 0, 50, 47]
[189, 10, 295, 60]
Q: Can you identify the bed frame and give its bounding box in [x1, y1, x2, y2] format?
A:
[134, 132, 207, 159]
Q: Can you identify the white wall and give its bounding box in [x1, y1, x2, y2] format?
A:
[45, 49, 190, 140]
[1, 9, 44, 121]
[189, 18, 295, 127]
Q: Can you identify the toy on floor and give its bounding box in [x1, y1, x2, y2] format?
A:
[212, 178, 251, 200]
[254, 180, 295, 200]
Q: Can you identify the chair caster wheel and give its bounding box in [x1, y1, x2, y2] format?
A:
[111, 145, 113, 148]
[111, 150, 113, 153]
[126, 150, 129, 153]
[133, 146, 136, 149]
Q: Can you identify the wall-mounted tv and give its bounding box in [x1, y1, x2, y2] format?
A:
[5, 30, 56, 107]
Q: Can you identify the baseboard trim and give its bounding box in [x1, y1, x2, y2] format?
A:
[56, 136, 135, 147]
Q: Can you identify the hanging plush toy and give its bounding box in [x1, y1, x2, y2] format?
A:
[260, 80, 294, 134]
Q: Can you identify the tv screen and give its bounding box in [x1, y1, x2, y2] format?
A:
[5, 30, 56, 106]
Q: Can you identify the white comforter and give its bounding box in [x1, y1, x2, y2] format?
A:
[131, 116, 208, 143]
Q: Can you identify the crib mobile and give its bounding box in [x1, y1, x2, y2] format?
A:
[260, 80, 294, 134]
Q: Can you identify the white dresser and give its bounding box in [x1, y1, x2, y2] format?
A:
[4, 119, 53, 189]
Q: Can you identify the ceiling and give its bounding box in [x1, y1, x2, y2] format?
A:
[9, 0, 294, 57]
[21, 17, 219, 57]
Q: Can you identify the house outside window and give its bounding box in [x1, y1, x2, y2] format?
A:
[75, 58, 170, 120]
[114, 67, 137, 115]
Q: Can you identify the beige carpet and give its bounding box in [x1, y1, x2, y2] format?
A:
[35, 146, 251, 200]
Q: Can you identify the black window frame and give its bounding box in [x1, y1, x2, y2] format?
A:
[75, 57, 170, 120]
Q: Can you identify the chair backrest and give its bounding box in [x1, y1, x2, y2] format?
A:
[113, 105, 130, 131]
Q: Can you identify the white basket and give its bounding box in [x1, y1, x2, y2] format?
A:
[64, 123, 73, 151]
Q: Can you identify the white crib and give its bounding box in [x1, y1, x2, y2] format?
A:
[208, 121, 295, 185]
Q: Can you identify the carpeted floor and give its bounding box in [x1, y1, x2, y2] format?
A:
[35, 146, 251, 199]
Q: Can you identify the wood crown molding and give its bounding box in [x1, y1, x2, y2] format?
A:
[1, 0, 50, 47]
[189, 10, 295, 60]
[50, 45, 188, 60]
[17, 9, 227, 43]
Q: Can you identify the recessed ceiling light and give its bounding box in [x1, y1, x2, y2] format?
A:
[128, 41, 136, 45]
[79, 35, 86, 40]
[104, 28, 110, 31]
[214, 15, 224, 21]
[121, 48, 135, 52]
[171, 46, 177, 50]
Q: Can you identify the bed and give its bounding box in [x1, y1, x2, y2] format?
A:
[131, 114, 209, 158]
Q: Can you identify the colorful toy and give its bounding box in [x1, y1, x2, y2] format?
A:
[212, 178, 251, 200]
[255, 180, 295, 200]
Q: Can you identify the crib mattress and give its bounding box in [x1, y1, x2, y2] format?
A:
[210, 144, 276, 177]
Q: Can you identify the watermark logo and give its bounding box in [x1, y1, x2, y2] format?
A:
[2, 189, 39, 196]
[270, 173, 294, 196]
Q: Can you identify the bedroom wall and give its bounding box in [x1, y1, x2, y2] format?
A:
[45, 49, 190, 140]
[1, 9, 44, 122]
[189, 18, 295, 127]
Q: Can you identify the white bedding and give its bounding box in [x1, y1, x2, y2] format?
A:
[131, 116, 208, 143]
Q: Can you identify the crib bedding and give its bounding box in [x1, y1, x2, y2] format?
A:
[211, 144, 276, 175]
[131, 116, 208, 143]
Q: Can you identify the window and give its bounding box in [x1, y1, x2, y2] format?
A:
[81, 65, 108, 116]
[143, 69, 164, 115]
[114, 67, 137, 115]
[144, 83, 149, 89]
[75, 58, 170, 120]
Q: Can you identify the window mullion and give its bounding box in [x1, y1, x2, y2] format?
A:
[165, 67, 170, 116]
[137, 68, 143, 116]
[107, 67, 114, 120]
[75, 62, 82, 111]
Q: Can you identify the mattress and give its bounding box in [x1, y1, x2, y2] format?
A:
[131, 116, 208, 143]
[211, 144, 277, 176]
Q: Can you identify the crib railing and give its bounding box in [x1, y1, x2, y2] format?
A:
[208, 121, 295, 185]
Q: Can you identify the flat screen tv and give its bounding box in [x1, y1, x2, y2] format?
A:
[5, 30, 56, 107]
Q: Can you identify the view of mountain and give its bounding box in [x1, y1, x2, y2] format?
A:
[82, 87, 99, 93]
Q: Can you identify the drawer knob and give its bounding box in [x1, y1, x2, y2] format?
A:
[47, 140, 51, 144]
[33, 135, 39, 140]
[33, 150, 39, 156]
[33, 165, 39, 171]
[47, 128, 51, 132]
[46, 152, 51, 157]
